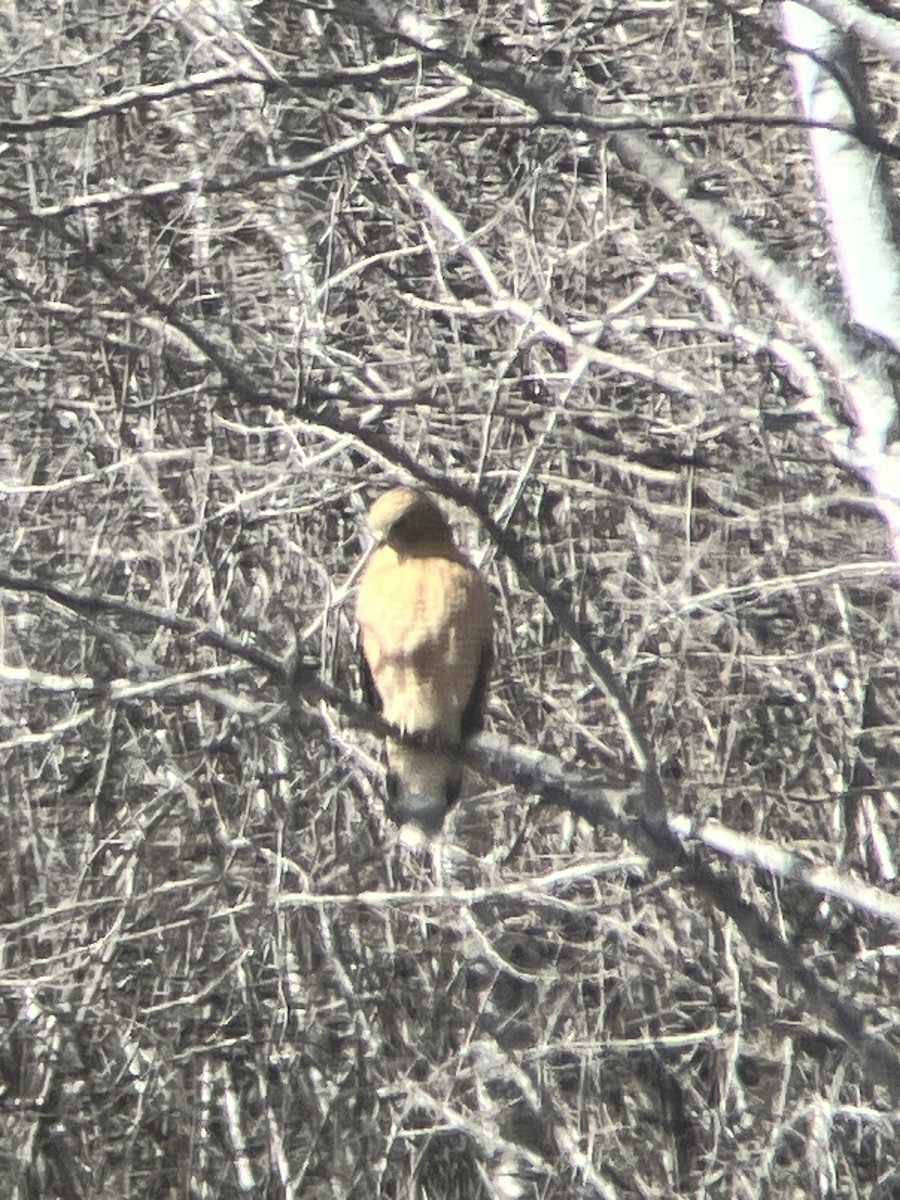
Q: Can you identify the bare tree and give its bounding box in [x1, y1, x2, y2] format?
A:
[3, 2, 900, 1197]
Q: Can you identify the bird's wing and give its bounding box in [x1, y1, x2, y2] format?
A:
[358, 629, 382, 713]
[459, 639, 493, 740]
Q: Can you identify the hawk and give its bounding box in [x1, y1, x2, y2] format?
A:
[356, 487, 494, 834]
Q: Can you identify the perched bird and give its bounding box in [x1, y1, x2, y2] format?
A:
[356, 487, 494, 835]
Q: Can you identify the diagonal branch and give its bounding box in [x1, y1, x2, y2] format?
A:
[4, 565, 900, 1098]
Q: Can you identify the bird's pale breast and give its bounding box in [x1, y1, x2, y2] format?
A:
[356, 547, 491, 737]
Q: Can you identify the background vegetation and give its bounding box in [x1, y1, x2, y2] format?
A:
[2, 1, 900, 1196]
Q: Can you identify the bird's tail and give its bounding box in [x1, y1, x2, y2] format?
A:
[385, 737, 461, 834]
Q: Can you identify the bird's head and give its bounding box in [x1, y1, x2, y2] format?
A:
[366, 487, 453, 550]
